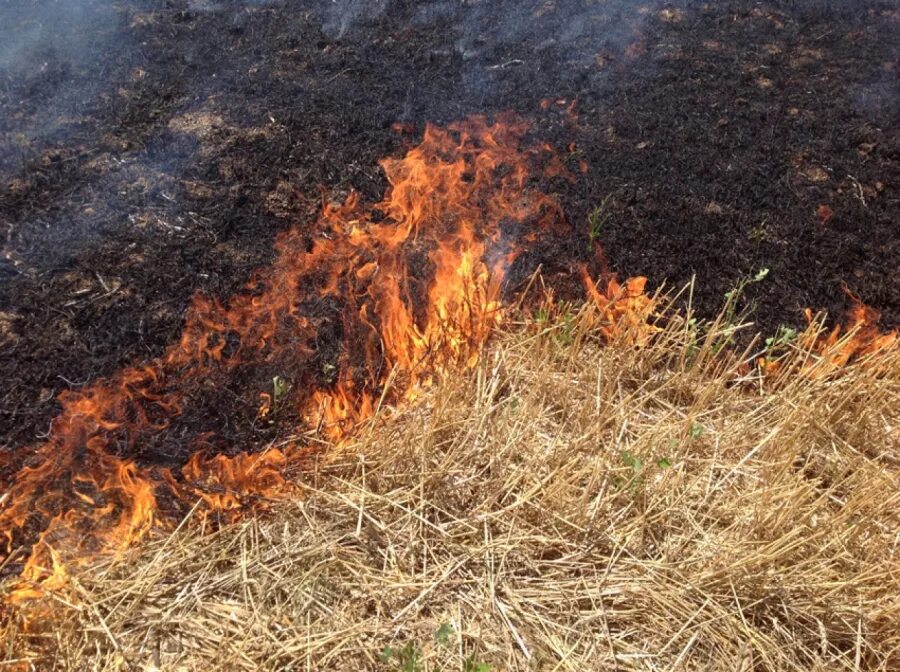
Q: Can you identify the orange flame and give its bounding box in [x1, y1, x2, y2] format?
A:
[3, 115, 650, 606]
[580, 266, 656, 344]
[802, 290, 897, 373]
[759, 288, 897, 377]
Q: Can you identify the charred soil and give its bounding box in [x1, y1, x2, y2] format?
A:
[2, 0, 898, 451]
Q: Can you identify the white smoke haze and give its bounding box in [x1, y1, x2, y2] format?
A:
[1, 0, 896, 297]
[322, 0, 390, 39]
[0, 0, 119, 72]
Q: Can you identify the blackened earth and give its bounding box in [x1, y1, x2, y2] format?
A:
[1, 0, 897, 450]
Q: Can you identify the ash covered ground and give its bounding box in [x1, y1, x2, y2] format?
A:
[1, 0, 898, 446]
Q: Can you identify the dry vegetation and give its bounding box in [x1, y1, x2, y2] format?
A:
[3, 296, 899, 671]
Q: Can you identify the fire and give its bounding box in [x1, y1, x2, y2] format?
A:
[0, 114, 652, 606]
[759, 287, 897, 377]
[800, 290, 897, 374]
[580, 267, 655, 344]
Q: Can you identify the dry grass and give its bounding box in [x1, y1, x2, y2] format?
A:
[3, 298, 899, 671]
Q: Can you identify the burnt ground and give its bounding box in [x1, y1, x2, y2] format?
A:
[1, 0, 898, 449]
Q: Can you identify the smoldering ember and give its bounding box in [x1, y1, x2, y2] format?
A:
[0, 1, 898, 670]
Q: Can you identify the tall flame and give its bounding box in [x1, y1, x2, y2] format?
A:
[2, 115, 646, 605]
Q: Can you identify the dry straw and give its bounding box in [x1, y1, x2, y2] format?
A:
[3, 295, 898, 671]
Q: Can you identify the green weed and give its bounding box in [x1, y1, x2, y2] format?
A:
[714, 267, 769, 353]
[587, 196, 612, 250]
[612, 450, 672, 496]
[379, 624, 491, 672]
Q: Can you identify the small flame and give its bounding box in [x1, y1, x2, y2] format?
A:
[580, 266, 656, 344]
[759, 287, 897, 377]
[805, 289, 897, 371]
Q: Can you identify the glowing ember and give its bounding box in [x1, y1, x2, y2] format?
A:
[0, 114, 652, 605]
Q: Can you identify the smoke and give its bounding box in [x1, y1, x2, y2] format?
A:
[322, 0, 390, 40]
[0, 0, 120, 74]
[316, 0, 669, 122]
[0, 0, 131, 175]
[0, 0, 123, 101]
[851, 67, 899, 125]
[431, 0, 651, 65]
[318, 0, 663, 63]
[447, 0, 662, 105]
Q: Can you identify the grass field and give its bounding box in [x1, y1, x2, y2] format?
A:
[3, 296, 898, 671]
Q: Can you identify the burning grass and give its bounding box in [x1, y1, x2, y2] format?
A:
[0, 114, 575, 599]
[4, 299, 898, 671]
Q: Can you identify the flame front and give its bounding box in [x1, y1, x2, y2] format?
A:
[759, 287, 897, 378]
[1, 115, 627, 604]
[2, 112, 890, 611]
[806, 289, 897, 370]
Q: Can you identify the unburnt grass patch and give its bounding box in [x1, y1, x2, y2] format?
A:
[3, 296, 898, 671]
